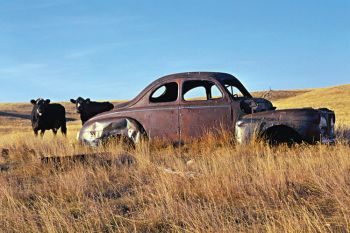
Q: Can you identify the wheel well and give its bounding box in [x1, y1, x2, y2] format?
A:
[127, 118, 147, 138]
[261, 125, 303, 145]
[101, 117, 147, 146]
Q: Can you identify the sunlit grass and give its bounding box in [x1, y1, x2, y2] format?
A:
[0, 123, 349, 232]
[0, 87, 350, 232]
[273, 84, 350, 125]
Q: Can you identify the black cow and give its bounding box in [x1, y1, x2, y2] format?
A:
[30, 98, 67, 136]
[70, 97, 114, 125]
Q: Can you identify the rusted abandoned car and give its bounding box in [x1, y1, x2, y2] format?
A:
[78, 72, 335, 146]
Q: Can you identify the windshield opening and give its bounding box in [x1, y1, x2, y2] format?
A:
[221, 79, 252, 98]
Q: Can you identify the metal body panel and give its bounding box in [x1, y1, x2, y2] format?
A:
[179, 103, 232, 140]
[142, 106, 179, 141]
[86, 106, 180, 142]
[178, 76, 233, 140]
[235, 108, 335, 144]
[78, 72, 336, 145]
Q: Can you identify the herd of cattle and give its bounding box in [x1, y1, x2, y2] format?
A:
[30, 97, 114, 136]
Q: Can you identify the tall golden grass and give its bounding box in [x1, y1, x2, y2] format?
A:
[1, 87, 350, 232]
[0, 125, 349, 232]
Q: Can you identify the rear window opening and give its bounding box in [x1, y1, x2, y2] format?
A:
[150, 82, 178, 103]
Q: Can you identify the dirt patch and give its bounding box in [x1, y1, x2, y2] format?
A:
[41, 152, 137, 167]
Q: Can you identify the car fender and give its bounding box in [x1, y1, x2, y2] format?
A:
[235, 108, 321, 144]
[78, 117, 146, 146]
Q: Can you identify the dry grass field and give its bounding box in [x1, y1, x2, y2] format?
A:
[254, 84, 350, 125]
[0, 86, 349, 232]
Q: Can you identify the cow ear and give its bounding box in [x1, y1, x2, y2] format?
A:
[45, 99, 50, 104]
[70, 99, 76, 104]
[86, 98, 91, 104]
[30, 99, 36, 105]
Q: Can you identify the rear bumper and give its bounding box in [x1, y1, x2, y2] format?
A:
[318, 108, 335, 144]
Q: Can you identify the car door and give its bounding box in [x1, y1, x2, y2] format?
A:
[144, 81, 180, 142]
[179, 79, 232, 141]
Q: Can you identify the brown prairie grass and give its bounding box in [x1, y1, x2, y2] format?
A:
[0, 125, 350, 233]
[0, 88, 350, 233]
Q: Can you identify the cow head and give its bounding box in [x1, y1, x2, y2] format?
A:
[30, 98, 50, 116]
[70, 97, 90, 113]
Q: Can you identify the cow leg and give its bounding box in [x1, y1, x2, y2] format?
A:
[40, 130, 45, 137]
[34, 129, 39, 136]
[61, 120, 67, 136]
[52, 129, 58, 136]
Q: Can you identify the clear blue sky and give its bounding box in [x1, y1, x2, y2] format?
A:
[0, 0, 349, 102]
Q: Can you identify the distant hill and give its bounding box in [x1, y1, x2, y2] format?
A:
[0, 84, 349, 134]
[252, 89, 311, 101]
[270, 84, 350, 125]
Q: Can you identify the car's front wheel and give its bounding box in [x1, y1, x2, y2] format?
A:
[262, 125, 303, 146]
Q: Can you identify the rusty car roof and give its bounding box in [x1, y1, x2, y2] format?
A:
[156, 71, 238, 82]
[143, 71, 250, 95]
[112, 72, 251, 111]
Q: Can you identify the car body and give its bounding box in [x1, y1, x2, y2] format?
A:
[78, 72, 335, 146]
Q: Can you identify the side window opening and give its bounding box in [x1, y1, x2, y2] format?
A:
[183, 86, 207, 101]
[210, 85, 223, 99]
[183, 80, 223, 101]
[150, 82, 178, 103]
